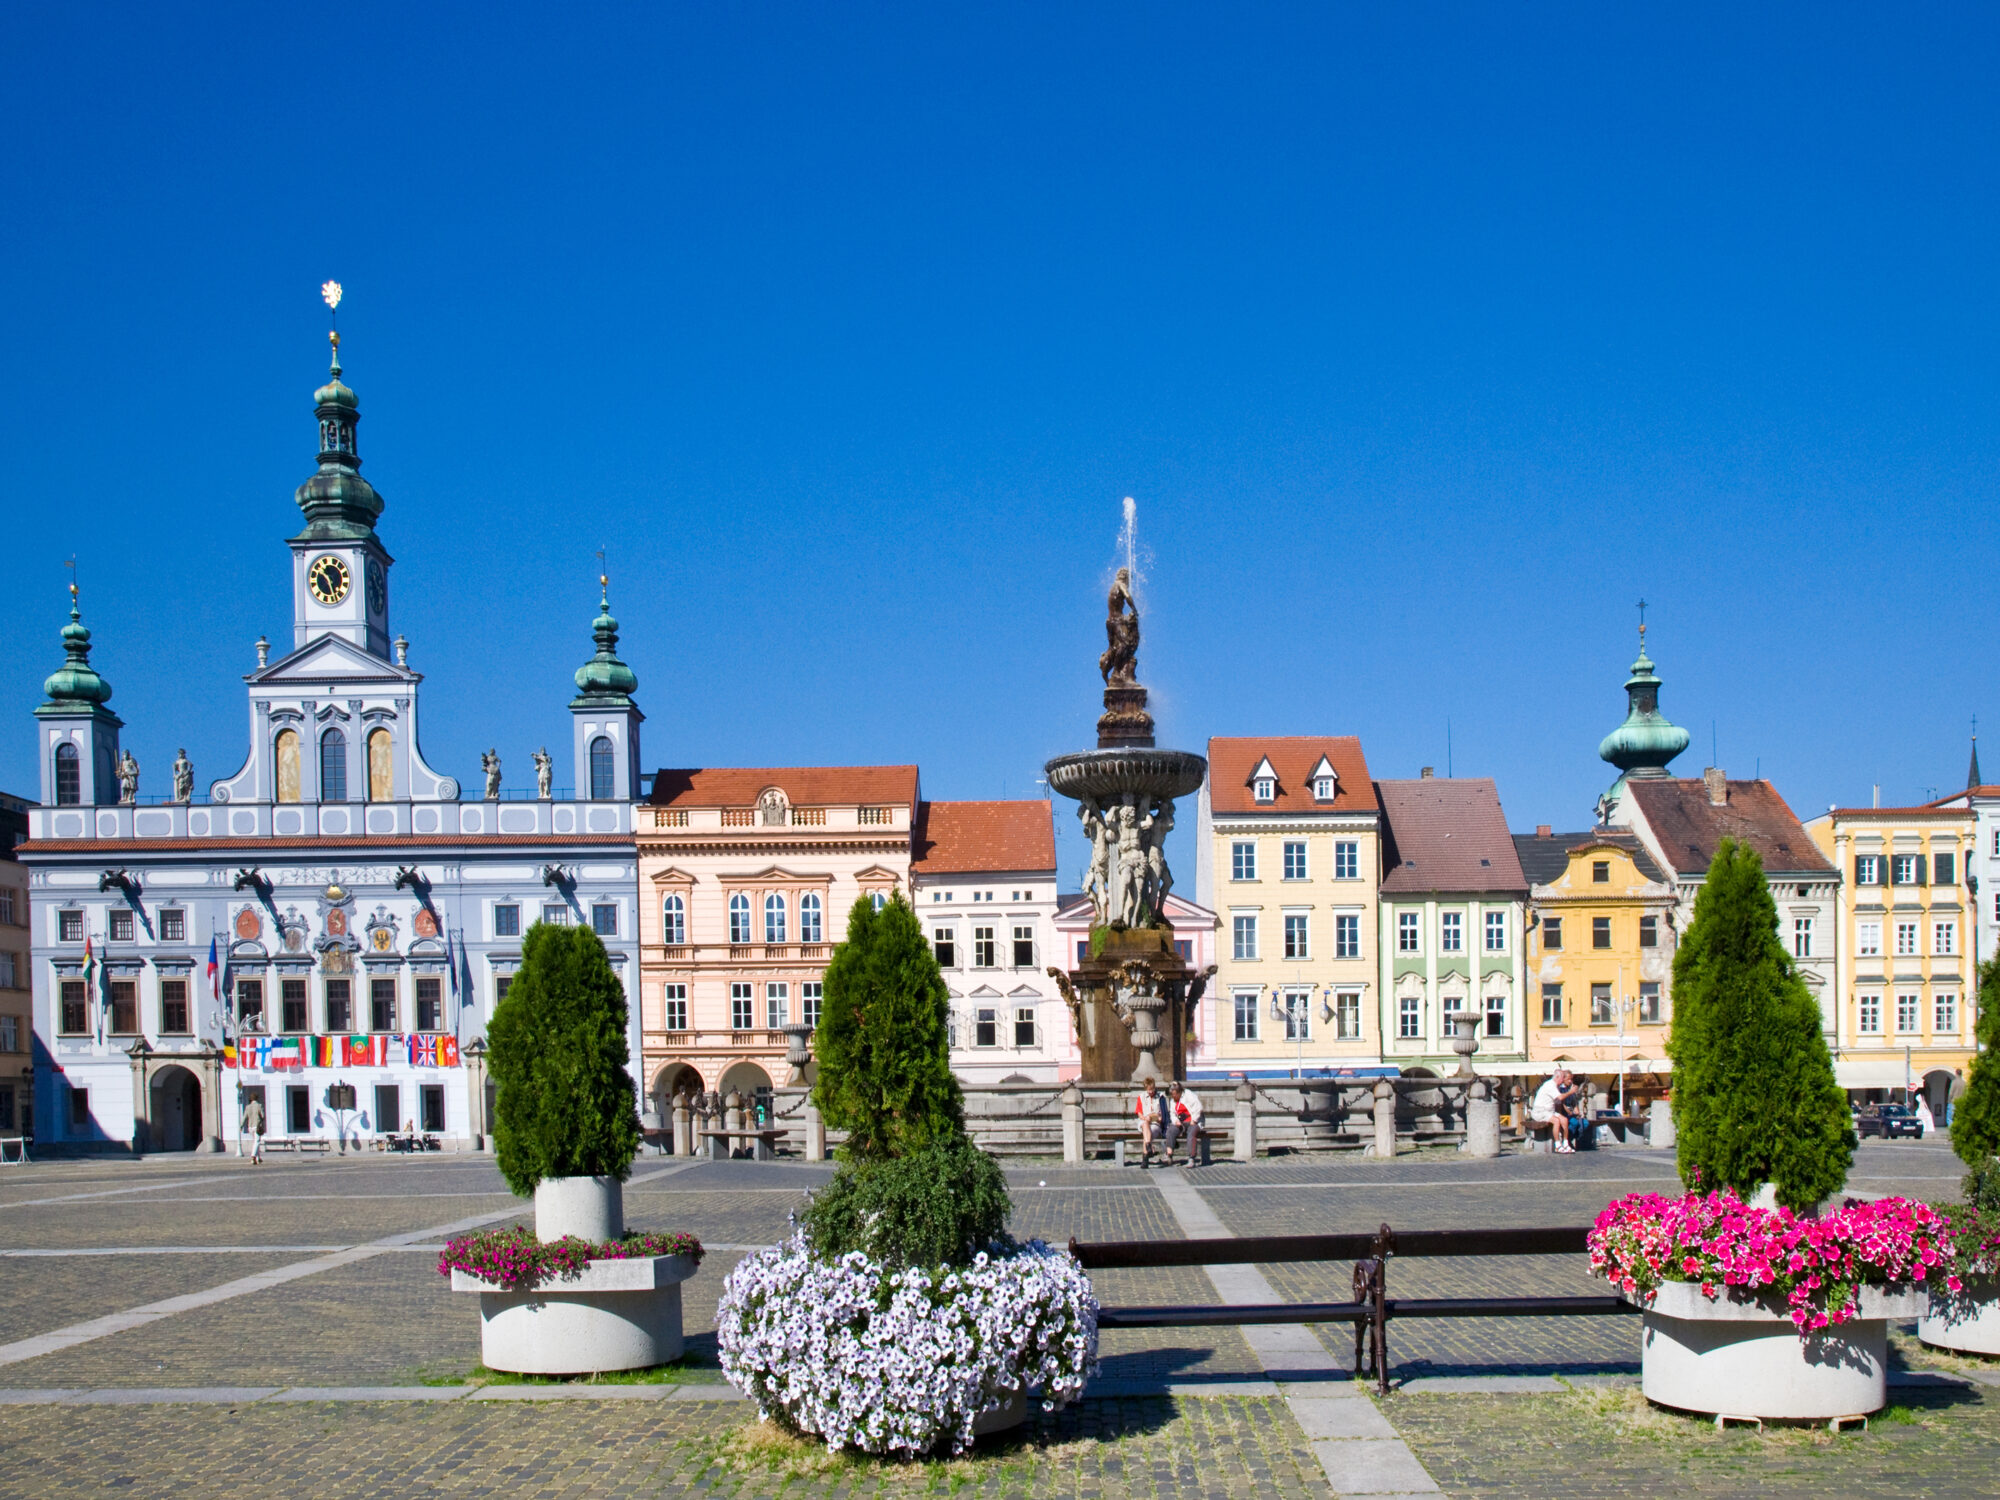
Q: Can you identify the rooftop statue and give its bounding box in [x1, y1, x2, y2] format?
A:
[1099, 567, 1139, 687]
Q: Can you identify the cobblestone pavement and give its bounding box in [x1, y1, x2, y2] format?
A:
[0, 1141, 1990, 1496]
[0, 1393, 1334, 1499]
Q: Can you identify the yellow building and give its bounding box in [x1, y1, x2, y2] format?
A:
[1194, 737, 1385, 1075]
[1807, 803, 1976, 1112]
[1512, 829, 1676, 1091]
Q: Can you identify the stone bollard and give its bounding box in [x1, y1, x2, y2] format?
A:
[725, 1090, 746, 1157]
[804, 1097, 826, 1162]
[1372, 1079, 1397, 1159]
[1464, 1077, 1501, 1158]
[1061, 1082, 1084, 1165]
[1649, 1097, 1676, 1150]
[1233, 1080, 1256, 1162]
[673, 1092, 696, 1158]
[703, 1091, 725, 1161]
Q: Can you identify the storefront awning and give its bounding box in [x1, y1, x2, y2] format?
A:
[1834, 1058, 1916, 1090]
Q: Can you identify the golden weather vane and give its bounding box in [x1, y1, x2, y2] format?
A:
[322, 280, 344, 374]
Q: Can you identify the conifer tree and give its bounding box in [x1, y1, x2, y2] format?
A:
[812, 892, 964, 1159]
[488, 922, 641, 1198]
[1667, 837, 1855, 1210]
[1953, 955, 2000, 1166]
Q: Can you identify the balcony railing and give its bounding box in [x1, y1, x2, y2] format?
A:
[661, 946, 689, 962]
[763, 945, 790, 960]
[857, 806, 893, 825]
[720, 809, 755, 827]
[791, 807, 826, 826]
[652, 808, 689, 828]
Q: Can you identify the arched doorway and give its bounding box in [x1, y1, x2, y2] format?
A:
[149, 1065, 202, 1152]
[650, 1062, 702, 1148]
[1923, 1069, 1959, 1129]
[719, 1061, 775, 1128]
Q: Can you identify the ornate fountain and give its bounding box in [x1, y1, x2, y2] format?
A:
[1044, 533, 1215, 1083]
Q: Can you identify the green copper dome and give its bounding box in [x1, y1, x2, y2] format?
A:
[293, 347, 383, 543]
[570, 587, 639, 707]
[1597, 635, 1690, 780]
[38, 601, 113, 710]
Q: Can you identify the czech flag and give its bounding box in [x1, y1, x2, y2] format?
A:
[206, 936, 219, 1002]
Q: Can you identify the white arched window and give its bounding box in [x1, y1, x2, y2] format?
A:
[53, 742, 80, 806]
[869, 891, 886, 912]
[661, 894, 685, 946]
[728, 892, 751, 945]
[320, 728, 348, 802]
[589, 736, 614, 800]
[764, 893, 787, 944]
[799, 892, 823, 943]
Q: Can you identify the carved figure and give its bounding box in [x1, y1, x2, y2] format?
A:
[1078, 796, 1112, 922]
[481, 750, 501, 800]
[1113, 796, 1146, 927]
[533, 747, 553, 799]
[1145, 797, 1175, 909]
[171, 749, 193, 803]
[116, 749, 140, 804]
[1098, 567, 1140, 686]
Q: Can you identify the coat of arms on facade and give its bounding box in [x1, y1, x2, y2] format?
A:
[234, 907, 262, 940]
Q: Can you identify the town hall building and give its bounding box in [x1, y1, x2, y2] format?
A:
[21, 325, 642, 1153]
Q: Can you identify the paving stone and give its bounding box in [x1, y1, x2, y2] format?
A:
[266, 1385, 473, 1400]
[1311, 1436, 1441, 1494]
[61, 1386, 282, 1404]
[1289, 1398, 1397, 1438]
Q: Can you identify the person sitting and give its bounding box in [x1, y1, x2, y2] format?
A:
[1164, 1081, 1204, 1167]
[1530, 1069, 1586, 1154]
[1134, 1078, 1165, 1166]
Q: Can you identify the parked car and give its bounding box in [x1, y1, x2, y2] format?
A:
[1856, 1103, 1925, 1140]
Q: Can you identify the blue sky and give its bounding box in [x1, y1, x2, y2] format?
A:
[4, 4, 1997, 890]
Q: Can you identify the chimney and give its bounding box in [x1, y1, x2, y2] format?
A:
[1703, 767, 1726, 806]
[1420, 766, 1434, 779]
[1873, 784, 1881, 809]
[1536, 824, 1552, 838]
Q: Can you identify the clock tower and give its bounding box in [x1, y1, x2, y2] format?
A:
[290, 322, 392, 659]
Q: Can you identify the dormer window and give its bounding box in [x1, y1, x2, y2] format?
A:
[1308, 754, 1339, 802]
[1248, 755, 1280, 805]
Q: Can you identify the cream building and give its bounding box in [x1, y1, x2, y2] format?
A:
[1194, 736, 1385, 1075]
[1807, 801, 1975, 1112]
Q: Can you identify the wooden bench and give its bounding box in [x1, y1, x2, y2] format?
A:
[701, 1127, 782, 1162]
[1107, 1126, 1210, 1168]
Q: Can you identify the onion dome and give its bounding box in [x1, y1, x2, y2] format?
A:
[1597, 626, 1690, 780]
[570, 580, 639, 708]
[292, 327, 384, 543]
[39, 589, 113, 710]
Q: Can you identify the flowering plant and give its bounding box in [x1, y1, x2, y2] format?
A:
[1930, 1202, 2000, 1281]
[717, 1233, 1098, 1456]
[438, 1225, 703, 1292]
[1588, 1190, 1946, 1332]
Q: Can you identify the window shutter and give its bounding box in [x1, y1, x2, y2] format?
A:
[1916, 855, 1928, 886]
[1853, 855, 1865, 886]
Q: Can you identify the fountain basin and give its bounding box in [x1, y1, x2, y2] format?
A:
[1044, 748, 1206, 801]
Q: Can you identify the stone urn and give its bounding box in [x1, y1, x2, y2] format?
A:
[452, 1174, 695, 1374]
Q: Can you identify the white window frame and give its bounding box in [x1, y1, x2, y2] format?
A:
[1540, 984, 1563, 1026]
[1231, 842, 1257, 881]
[1334, 841, 1359, 880]
[1335, 913, 1360, 959]
[763, 894, 787, 945]
[1397, 911, 1420, 954]
[1253, 777, 1275, 803]
[801, 981, 823, 1028]
[1935, 920, 1957, 956]
[1484, 910, 1507, 953]
[728, 892, 751, 944]
[1638, 981, 1662, 1024]
[1282, 913, 1309, 961]
[1232, 914, 1259, 961]
[1334, 990, 1362, 1040]
[1792, 916, 1813, 958]
[1895, 991, 1920, 1034]
[765, 982, 788, 1029]
[662, 983, 688, 1033]
[1857, 920, 1881, 958]
[1282, 841, 1308, 881]
[1281, 989, 1311, 1041]
[729, 982, 754, 1032]
[1232, 992, 1259, 1041]
[799, 892, 823, 943]
[660, 895, 685, 946]
[1440, 911, 1464, 954]
[1936, 992, 1958, 1033]
[1859, 992, 1882, 1034]
[1397, 994, 1422, 1039]
[1895, 921, 1919, 958]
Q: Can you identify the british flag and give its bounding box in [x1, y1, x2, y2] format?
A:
[408, 1034, 440, 1067]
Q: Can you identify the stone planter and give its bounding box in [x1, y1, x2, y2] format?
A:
[972, 1385, 1029, 1436]
[453, 1253, 697, 1374]
[1629, 1281, 1922, 1420]
[1920, 1276, 2000, 1356]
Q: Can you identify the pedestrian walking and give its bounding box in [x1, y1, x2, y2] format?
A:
[242, 1096, 265, 1164]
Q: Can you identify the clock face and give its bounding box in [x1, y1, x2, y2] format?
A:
[307, 555, 352, 606]
[364, 558, 386, 616]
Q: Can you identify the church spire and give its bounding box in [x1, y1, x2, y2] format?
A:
[1597, 602, 1690, 783]
[38, 575, 115, 712]
[292, 281, 384, 543]
[570, 563, 640, 709]
[1969, 719, 1982, 790]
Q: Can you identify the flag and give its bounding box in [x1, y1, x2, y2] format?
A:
[206, 937, 219, 1002]
[447, 927, 460, 1004]
[409, 1035, 439, 1068]
[310, 1036, 338, 1067]
[238, 1037, 270, 1072]
[439, 1036, 460, 1068]
[269, 1037, 305, 1069]
[222, 1042, 238, 1070]
[344, 1034, 384, 1067]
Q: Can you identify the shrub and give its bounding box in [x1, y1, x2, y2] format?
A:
[717, 1233, 1098, 1456]
[1666, 838, 1855, 1210]
[1952, 956, 2000, 1168]
[811, 893, 964, 1159]
[488, 922, 641, 1197]
[798, 1137, 1012, 1269]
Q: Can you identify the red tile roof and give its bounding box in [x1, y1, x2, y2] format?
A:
[912, 800, 1056, 874]
[1624, 778, 1834, 877]
[1206, 737, 1376, 815]
[647, 765, 919, 810]
[1376, 779, 1528, 894]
